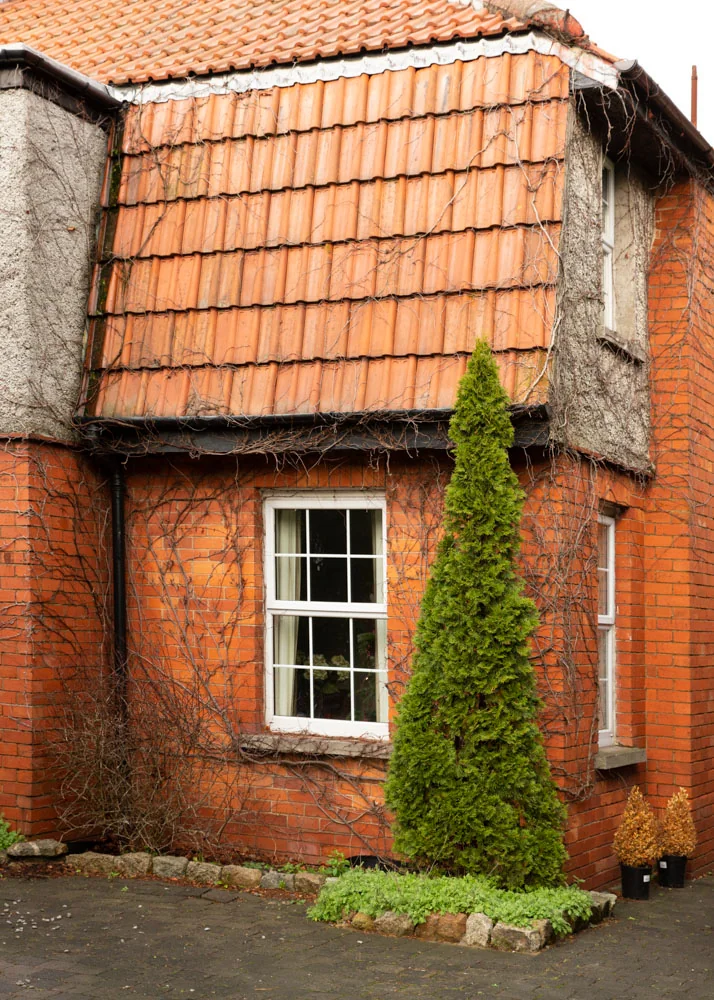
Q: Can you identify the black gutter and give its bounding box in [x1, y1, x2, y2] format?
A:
[77, 405, 550, 455]
[78, 404, 548, 433]
[110, 465, 128, 722]
[615, 60, 714, 170]
[0, 43, 121, 113]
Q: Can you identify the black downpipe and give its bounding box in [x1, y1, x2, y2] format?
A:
[110, 465, 128, 721]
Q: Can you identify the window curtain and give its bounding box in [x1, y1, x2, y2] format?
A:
[371, 513, 388, 724]
[275, 511, 300, 716]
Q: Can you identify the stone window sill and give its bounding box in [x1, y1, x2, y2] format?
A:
[597, 329, 647, 365]
[240, 733, 392, 759]
[594, 745, 647, 770]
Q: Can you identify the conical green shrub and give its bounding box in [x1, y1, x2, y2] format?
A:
[385, 341, 566, 888]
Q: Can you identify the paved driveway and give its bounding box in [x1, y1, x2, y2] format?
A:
[0, 872, 712, 999]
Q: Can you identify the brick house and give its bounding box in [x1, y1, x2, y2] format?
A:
[1, 0, 713, 888]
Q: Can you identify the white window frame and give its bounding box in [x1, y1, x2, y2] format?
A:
[264, 491, 389, 739]
[597, 514, 616, 746]
[602, 156, 616, 332]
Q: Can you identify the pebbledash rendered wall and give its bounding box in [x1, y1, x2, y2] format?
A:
[0, 78, 112, 834]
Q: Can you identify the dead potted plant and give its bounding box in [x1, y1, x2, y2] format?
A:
[613, 786, 659, 900]
[658, 788, 696, 888]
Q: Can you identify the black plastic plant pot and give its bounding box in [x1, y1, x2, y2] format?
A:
[620, 863, 652, 899]
[658, 854, 687, 888]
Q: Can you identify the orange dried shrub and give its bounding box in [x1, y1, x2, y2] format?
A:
[659, 788, 697, 858]
[613, 786, 659, 868]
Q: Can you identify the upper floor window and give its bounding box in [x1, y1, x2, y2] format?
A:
[602, 157, 616, 332]
[597, 514, 616, 744]
[264, 493, 388, 739]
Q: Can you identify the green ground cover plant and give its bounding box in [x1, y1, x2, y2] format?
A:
[319, 850, 351, 877]
[308, 869, 591, 936]
[0, 815, 23, 851]
[385, 341, 566, 888]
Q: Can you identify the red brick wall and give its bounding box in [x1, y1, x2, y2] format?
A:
[121, 454, 447, 862]
[643, 179, 714, 873]
[0, 440, 109, 835]
[0, 443, 33, 827]
[118, 449, 649, 881]
[3, 408, 712, 885]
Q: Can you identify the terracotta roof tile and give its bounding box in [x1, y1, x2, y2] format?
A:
[93, 350, 548, 419]
[81, 49, 569, 419]
[0, 0, 529, 86]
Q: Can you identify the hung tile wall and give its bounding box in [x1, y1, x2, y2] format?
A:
[85, 51, 568, 420]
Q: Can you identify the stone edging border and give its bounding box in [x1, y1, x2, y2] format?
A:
[72, 850, 330, 894]
[1, 842, 616, 953]
[343, 890, 616, 953]
[1, 841, 331, 894]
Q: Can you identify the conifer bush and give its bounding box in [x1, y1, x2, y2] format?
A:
[613, 786, 659, 868]
[659, 788, 697, 858]
[385, 341, 566, 889]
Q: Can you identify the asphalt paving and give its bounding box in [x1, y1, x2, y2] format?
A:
[0, 871, 712, 999]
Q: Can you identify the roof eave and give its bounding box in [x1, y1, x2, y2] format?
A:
[0, 43, 122, 117]
[616, 59, 714, 171]
[575, 57, 714, 185]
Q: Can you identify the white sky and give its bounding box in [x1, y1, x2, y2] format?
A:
[565, 0, 714, 144]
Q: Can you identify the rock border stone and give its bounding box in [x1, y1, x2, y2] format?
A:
[3, 840, 329, 896]
[3, 841, 615, 953]
[65, 851, 328, 894]
[348, 894, 614, 951]
[7, 839, 68, 860]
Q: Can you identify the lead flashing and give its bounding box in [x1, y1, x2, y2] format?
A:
[113, 30, 620, 105]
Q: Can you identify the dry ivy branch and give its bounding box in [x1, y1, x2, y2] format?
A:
[6, 446, 446, 859]
[520, 450, 601, 801]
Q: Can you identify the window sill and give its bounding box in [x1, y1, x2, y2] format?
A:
[597, 329, 647, 364]
[594, 745, 647, 770]
[240, 733, 392, 759]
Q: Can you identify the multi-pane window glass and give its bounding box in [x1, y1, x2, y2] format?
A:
[266, 496, 388, 738]
[597, 515, 616, 742]
[602, 158, 616, 331]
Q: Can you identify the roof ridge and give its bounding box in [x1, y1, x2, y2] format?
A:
[484, 1, 586, 42]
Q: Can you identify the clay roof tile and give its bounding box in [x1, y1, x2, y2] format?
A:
[0, 0, 545, 85]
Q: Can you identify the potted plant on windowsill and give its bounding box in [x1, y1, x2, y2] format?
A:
[658, 788, 696, 888]
[613, 786, 659, 900]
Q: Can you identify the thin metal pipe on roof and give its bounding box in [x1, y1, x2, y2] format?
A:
[692, 66, 698, 130]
